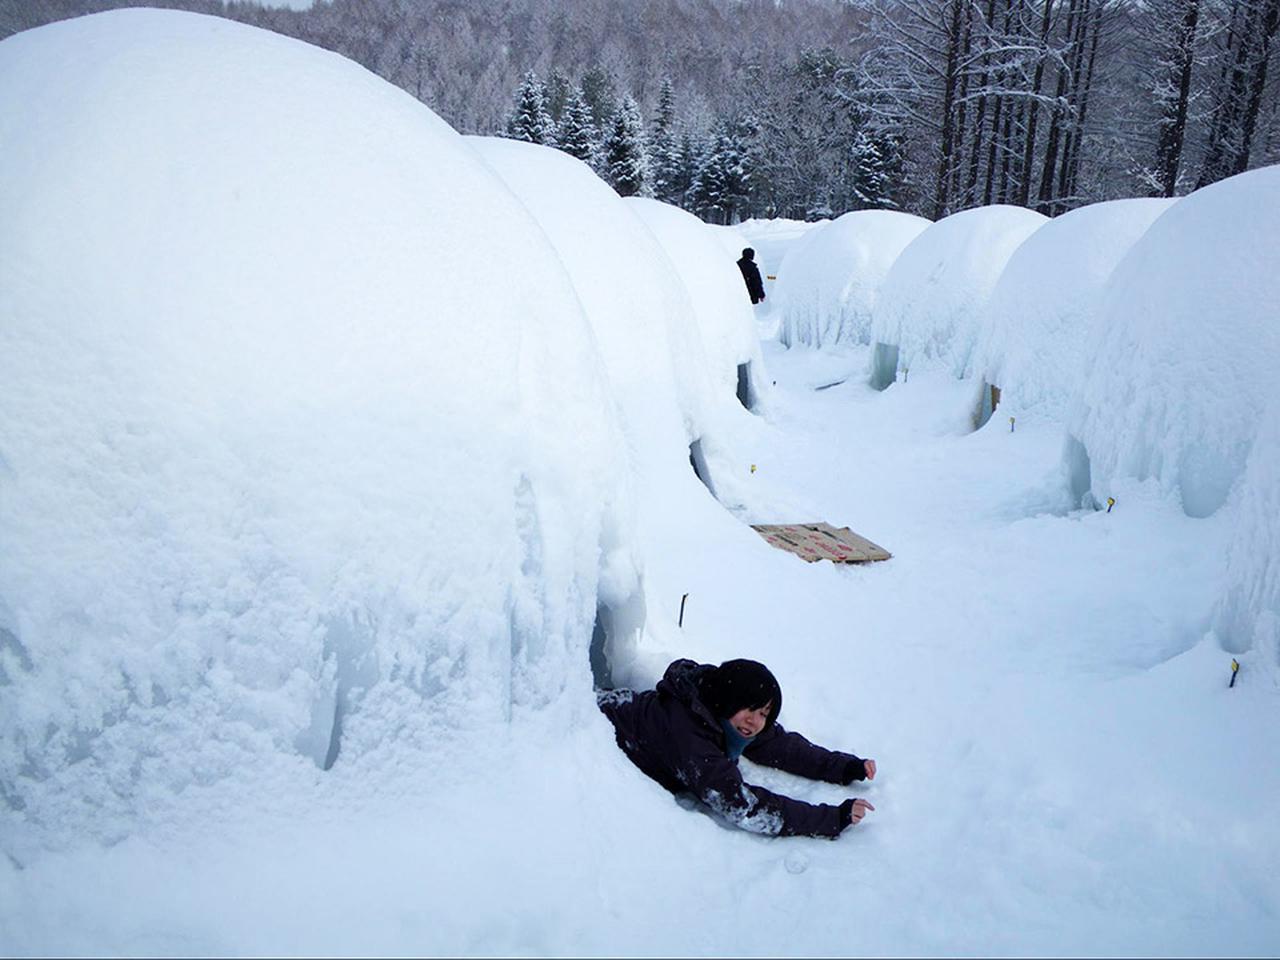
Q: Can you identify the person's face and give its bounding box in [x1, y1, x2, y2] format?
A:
[728, 702, 772, 738]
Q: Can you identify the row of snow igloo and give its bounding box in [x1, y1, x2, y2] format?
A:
[0, 9, 768, 849]
[771, 166, 1280, 672]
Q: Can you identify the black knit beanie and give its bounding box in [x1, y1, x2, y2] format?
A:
[697, 659, 782, 728]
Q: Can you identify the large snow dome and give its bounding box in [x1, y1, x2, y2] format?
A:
[870, 205, 1047, 387]
[0, 10, 638, 847]
[1067, 164, 1280, 518]
[976, 198, 1175, 422]
[776, 210, 931, 350]
[624, 197, 770, 415]
[467, 136, 736, 679]
[467, 136, 716, 467]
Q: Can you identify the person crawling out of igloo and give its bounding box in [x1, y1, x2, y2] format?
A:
[597, 658, 876, 838]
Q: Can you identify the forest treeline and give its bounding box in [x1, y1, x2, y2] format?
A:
[4, 0, 1277, 221]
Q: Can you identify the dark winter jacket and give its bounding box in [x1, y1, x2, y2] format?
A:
[598, 659, 867, 839]
[737, 255, 766, 304]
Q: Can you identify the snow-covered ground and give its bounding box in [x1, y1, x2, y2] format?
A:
[3, 10, 1279, 958]
[5, 343, 1277, 957]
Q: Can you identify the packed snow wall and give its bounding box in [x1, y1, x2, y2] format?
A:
[870, 205, 1047, 387]
[0, 10, 639, 850]
[1067, 165, 1280, 519]
[976, 198, 1175, 423]
[775, 210, 931, 350]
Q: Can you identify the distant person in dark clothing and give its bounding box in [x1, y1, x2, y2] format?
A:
[598, 658, 876, 838]
[737, 247, 767, 304]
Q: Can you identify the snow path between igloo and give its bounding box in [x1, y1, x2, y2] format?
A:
[3, 344, 1278, 956]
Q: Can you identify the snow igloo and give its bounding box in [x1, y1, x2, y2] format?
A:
[1060, 166, 1280, 670]
[1065, 164, 1280, 519]
[467, 135, 735, 683]
[0, 10, 641, 850]
[624, 197, 771, 420]
[869, 205, 1047, 391]
[775, 210, 931, 350]
[973, 198, 1175, 429]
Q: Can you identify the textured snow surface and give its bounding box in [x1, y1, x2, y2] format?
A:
[2, 11, 1279, 957]
[1068, 165, 1280, 518]
[1214, 401, 1280, 675]
[624, 197, 770, 415]
[977, 198, 1175, 421]
[0, 9, 635, 850]
[872, 205, 1048, 380]
[776, 210, 931, 349]
[467, 136, 716, 457]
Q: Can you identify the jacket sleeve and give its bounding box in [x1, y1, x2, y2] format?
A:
[674, 730, 850, 839]
[742, 722, 865, 785]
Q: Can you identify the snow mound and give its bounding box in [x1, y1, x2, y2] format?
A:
[467, 136, 715, 450]
[871, 205, 1047, 385]
[467, 136, 747, 674]
[1067, 164, 1280, 518]
[977, 198, 1175, 422]
[775, 210, 931, 349]
[0, 9, 636, 846]
[624, 197, 771, 415]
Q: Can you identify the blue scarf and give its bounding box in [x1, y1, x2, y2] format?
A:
[720, 719, 752, 760]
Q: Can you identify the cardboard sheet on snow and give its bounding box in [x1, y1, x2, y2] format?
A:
[750, 522, 891, 564]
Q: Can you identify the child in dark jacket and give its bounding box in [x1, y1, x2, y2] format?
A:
[598, 658, 876, 838]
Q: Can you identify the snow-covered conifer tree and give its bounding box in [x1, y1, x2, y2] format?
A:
[506, 70, 556, 146]
[850, 127, 903, 210]
[580, 64, 618, 127]
[545, 68, 571, 123]
[557, 87, 599, 165]
[650, 78, 685, 203]
[689, 122, 751, 223]
[601, 95, 649, 197]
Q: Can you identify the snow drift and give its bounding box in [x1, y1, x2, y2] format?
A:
[976, 198, 1175, 423]
[776, 210, 931, 350]
[0, 9, 639, 849]
[870, 205, 1047, 387]
[1066, 164, 1280, 519]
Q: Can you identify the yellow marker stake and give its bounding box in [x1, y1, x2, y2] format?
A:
[1106, 497, 1116, 513]
[750, 464, 757, 474]
[1230, 658, 1240, 688]
[1009, 416, 1016, 433]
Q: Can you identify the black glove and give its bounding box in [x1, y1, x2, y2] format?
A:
[840, 757, 868, 784]
[838, 797, 856, 828]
